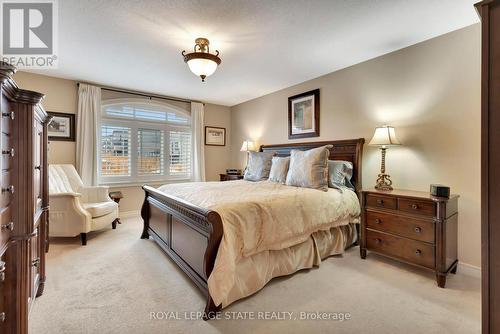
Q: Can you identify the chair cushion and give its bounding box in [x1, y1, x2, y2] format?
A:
[83, 201, 117, 218]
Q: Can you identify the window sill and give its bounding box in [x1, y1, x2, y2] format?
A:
[99, 178, 191, 188]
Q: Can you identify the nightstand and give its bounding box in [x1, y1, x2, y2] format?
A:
[360, 189, 459, 288]
[220, 174, 243, 181]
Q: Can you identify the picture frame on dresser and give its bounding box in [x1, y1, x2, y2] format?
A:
[47, 112, 75, 141]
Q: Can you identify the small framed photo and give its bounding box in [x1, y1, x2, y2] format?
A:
[288, 88, 320, 139]
[47, 112, 76, 141]
[205, 126, 226, 146]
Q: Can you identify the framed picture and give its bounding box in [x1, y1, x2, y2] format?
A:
[288, 88, 320, 139]
[47, 112, 76, 141]
[205, 126, 226, 146]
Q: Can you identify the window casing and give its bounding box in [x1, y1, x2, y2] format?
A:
[99, 98, 192, 185]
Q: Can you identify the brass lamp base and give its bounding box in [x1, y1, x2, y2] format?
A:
[374, 147, 394, 191]
[374, 173, 393, 191]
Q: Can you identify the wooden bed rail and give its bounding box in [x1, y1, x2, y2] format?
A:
[141, 185, 223, 318]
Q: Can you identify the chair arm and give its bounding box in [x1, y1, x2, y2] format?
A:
[79, 186, 111, 203]
[49, 193, 92, 234]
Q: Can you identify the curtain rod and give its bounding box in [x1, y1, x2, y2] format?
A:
[76, 82, 204, 105]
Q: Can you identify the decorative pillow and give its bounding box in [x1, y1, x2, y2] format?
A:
[244, 151, 275, 181]
[285, 145, 332, 191]
[268, 156, 290, 184]
[328, 160, 354, 190]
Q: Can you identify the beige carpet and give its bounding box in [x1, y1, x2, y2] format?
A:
[30, 216, 480, 334]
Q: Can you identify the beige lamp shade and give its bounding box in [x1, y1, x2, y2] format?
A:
[368, 126, 401, 147]
[240, 140, 256, 152]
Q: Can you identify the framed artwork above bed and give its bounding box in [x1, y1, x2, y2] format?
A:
[288, 88, 320, 139]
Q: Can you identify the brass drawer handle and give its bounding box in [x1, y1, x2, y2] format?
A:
[414, 227, 422, 233]
[377, 199, 384, 205]
[0, 312, 5, 322]
[1, 185, 14, 194]
[374, 218, 381, 224]
[2, 111, 14, 120]
[415, 249, 422, 256]
[375, 238, 383, 244]
[2, 148, 14, 157]
[411, 204, 419, 210]
[32, 258, 40, 268]
[1, 222, 13, 231]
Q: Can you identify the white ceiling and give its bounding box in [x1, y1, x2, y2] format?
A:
[29, 0, 479, 106]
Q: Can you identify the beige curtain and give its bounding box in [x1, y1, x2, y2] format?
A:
[76, 84, 101, 185]
[191, 102, 205, 181]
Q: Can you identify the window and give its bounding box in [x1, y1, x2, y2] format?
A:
[99, 99, 192, 184]
[101, 125, 131, 176]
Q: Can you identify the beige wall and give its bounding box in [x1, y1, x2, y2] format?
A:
[230, 24, 481, 268]
[204, 103, 232, 181]
[13, 71, 231, 213]
[14, 72, 77, 165]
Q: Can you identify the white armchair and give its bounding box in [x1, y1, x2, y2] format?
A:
[49, 164, 119, 245]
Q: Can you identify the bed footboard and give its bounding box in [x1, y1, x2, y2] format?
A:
[141, 185, 223, 319]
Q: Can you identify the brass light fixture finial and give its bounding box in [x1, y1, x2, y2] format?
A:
[182, 38, 221, 82]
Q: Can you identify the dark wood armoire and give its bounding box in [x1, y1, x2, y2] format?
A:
[476, 1, 500, 333]
[0, 62, 49, 333]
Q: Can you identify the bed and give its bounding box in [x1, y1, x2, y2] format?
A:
[140, 139, 364, 319]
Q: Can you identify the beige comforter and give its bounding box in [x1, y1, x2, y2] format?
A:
[157, 180, 360, 306]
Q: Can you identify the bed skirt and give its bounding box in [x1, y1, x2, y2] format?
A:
[211, 223, 357, 308]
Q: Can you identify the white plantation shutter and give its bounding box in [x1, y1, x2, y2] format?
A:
[100, 125, 132, 176]
[169, 130, 192, 177]
[98, 98, 192, 184]
[138, 128, 164, 175]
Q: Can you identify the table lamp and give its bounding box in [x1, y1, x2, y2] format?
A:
[368, 125, 401, 191]
[240, 140, 256, 168]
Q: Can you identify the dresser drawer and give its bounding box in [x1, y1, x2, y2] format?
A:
[366, 194, 397, 210]
[366, 210, 435, 243]
[0, 133, 11, 171]
[1, 109, 12, 135]
[399, 198, 435, 217]
[0, 172, 12, 208]
[366, 229, 435, 269]
[0, 252, 6, 332]
[0, 207, 11, 249]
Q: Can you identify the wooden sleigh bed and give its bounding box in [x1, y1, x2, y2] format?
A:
[140, 138, 364, 319]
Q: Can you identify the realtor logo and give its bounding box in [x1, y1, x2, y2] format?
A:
[1, 0, 58, 68]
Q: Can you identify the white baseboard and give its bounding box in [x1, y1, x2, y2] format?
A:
[119, 210, 141, 218]
[458, 262, 481, 278]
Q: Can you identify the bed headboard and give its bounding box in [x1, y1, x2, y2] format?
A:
[260, 138, 365, 194]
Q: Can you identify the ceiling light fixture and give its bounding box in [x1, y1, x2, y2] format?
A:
[182, 38, 221, 82]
